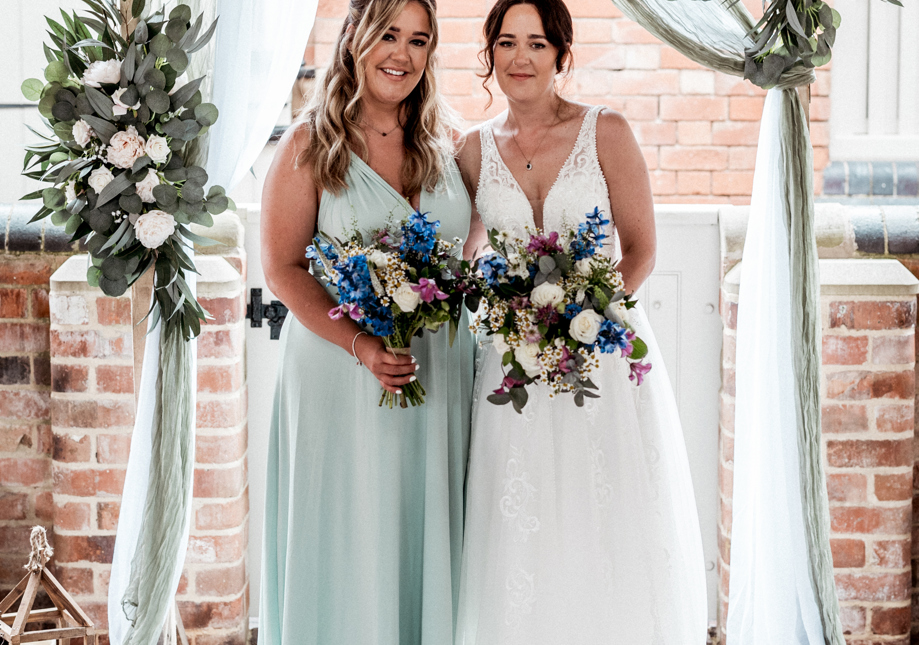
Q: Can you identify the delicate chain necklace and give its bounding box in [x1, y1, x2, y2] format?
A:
[509, 116, 559, 171]
[362, 119, 402, 137]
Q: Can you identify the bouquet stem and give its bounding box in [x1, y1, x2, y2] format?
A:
[379, 346, 426, 408]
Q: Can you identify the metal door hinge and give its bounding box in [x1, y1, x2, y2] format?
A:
[246, 288, 288, 340]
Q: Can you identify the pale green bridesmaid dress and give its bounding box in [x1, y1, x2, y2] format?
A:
[259, 154, 474, 645]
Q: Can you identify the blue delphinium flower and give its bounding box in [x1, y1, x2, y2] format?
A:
[571, 208, 611, 260]
[305, 240, 339, 265]
[595, 319, 630, 355]
[401, 211, 440, 262]
[333, 255, 395, 336]
[564, 303, 583, 320]
[479, 253, 508, 287]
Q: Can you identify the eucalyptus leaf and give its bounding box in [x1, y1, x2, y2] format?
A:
[87, 266, 102, 287]
[84, 85, 114, 119]
[134, 52, 156, 84]
[74, 92, 93, 117]
[169, 76, 203, 110]
[119, 193, 143, 213]
[102, 255, 127, 280]
[65, 212, 82, 235]
[630, 338, 649, 361]
[44, 60, 69, 83]
[51, 101, 75, 121]
[134, 20, 148, 44]
[88, 209, 114, 233]
[80, 114, 118, 143]
[53, 121, 74, 142]
[145, 68, 166, 90]
[43, 187, 66, 211]
[153, 183, 178, 206]
[21, 79, 44, 101]
[145, 89, 170, 114]
[182, 184, 204, 203]
[38, 93, 56, 119]
[132, 0, 146, 19]
[99, 275, 128, 297]
[185, 166, 208, 183]
[187, 17, 218, 54]
[165, 19, 188, 43]
[165, 47, 189, 72]
[51, 209, 69, 226]
[164, 167, 187, 182]
[194, 103, 218, 126]
[150, 33, 172, 57]
[97, 171, 133, 206]
[178, 13, 203, 49]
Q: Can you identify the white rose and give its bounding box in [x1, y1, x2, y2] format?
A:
[64, 181, 77, 203]
[82, 59, 122, 87]
[134, 168, 160, 203]
[530, 282, 566, 308]
[106, 126, 146, 169]
[73, 119, 94, 148]
[576, 258, 594, 275]
[112, 87, 140, 116]
[144, 135, 170, 164]
[392, 283, 421, 312]
[367, 250, 390, 268]
[133, 210, 176, 249]
[514, 343, 542, 378]
[569, 309, 604, 345]
[493, 333, 511, 356]
[87, 166, 114, 194]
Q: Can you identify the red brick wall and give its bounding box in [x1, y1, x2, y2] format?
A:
[308, 0, 829, 205]
[0, 255, 66, 596]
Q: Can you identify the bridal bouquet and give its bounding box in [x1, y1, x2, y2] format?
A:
[470, 209, 651, 414]
[20, 0, 230, 340]
[307, 211, 472, 409]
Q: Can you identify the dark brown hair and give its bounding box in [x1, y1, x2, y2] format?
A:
[479, 0, 574, 106]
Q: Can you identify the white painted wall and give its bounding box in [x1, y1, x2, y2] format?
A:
[242, 203, 724, 622]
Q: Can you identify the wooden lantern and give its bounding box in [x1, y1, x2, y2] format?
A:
[0, 528, 96, 645]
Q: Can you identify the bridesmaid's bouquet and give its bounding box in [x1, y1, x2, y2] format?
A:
[468, 208, 651, 414]
[307, 211, 472, 409]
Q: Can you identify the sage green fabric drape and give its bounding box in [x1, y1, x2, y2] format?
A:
[606, 1, 842, 643]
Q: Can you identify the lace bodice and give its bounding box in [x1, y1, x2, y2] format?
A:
[476, 105, 617, 256]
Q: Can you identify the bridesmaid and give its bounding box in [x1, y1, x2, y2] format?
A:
[257, 1, 474, 643]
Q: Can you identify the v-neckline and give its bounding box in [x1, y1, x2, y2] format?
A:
[350, 153, 421, 213]
[489, 107, 593, 231]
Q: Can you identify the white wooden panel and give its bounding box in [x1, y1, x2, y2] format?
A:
[867, 0, 901, 136]
[899, 0, 919, 136]
[831, 0, 869, 137]
[635, 206, 722, 621]
[830, 134, 919, 162]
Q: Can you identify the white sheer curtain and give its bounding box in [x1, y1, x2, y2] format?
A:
[108, 1, 316, 642]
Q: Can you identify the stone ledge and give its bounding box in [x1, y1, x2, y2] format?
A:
[723, 259, 919, 297]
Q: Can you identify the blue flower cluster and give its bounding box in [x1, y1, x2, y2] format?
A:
[305, 240, 339, 267]
[570, 208, 611, 261]
[595, 319, 629, 354]
[401, 211, 440, 262]
[564, 303, 582, 320]
[334, 255, 394, 336]
[479, 253, 508, 287]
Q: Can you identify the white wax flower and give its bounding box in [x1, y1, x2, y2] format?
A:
[82, 59, 122, 87]
[530, 282, 565, 308]
[493, 332, 511, 356]
[87, 166, 114, 194]
[106, 126, 145, 169]
[73, 120, 94, 148]
[112, 87, 140, 116]
[392, 283, 421, 312]
[133, 210, 176, 249]
[570, 309, 604, 345]
[134, 168, 160, 203]
[144, 135, 170, 164]
[514, 343, 542, 378]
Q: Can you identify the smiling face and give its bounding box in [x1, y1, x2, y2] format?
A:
[359, 1, 432, 110]
[492, 3, 562, 104]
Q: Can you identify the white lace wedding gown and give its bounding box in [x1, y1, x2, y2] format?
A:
[456, 106, 708, 645]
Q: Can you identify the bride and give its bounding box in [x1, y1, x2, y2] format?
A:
[456, 0, 708, 642]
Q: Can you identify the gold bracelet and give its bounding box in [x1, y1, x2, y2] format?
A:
[352, 331, 368, 366]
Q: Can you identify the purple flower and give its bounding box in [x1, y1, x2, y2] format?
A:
[329, 303, 362, 321]
[535, 304, 559, 326]
[509, 296, 530, 311]
[557, 346, 578, 374]
[411, 278, 448, 303]
[526, 231, 563, 256]
[629, 361, 652, 385]
[493, 373, 527, 396]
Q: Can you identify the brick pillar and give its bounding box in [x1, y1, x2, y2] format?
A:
[718, 259, 919, 645]
[48, 254, 247, 644]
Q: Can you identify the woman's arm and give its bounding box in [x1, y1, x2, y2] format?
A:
[260, 125, 415, 393]
[595, 108, 656, 295]
[457, 127, 487, 260]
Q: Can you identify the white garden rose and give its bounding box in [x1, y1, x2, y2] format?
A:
[575, 257, 594, 275]
[82, 59, 121, 87]
[87, 166, 114, 194]
[514, 343, 542, 378]
[134, 169, 160, 203]
[112, 87, 140, 116]
[64, 181, 77, 203]
[133, 210, 176, 249]
[392, 283, 421, 312]
[368, 250, 389, 268]
[569, 309, 604, 345]
[144, 135, 170, 164]
[106, 126, 145, 169]
[73, 119, 94, 148]
[530, 282, 566, 308]
[493, 333, 511, 356]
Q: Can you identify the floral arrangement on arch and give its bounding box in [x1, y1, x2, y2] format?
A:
[467, 209, 651, 414]
[20, 0, 231, 340]
[308, 211, 474, 409]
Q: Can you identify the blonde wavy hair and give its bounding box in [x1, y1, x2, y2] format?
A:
[297, 0, 455, 197]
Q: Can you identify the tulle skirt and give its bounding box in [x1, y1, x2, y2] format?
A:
[457, 304, 708, 645]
